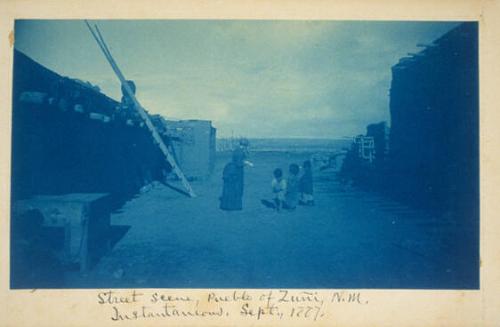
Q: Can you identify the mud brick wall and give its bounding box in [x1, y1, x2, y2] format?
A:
[11, 50, 170, 200]
[340, 23, 478, 216]
[388, 22, 479, 214]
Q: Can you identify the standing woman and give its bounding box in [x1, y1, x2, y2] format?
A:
[219, 139, 249, 211]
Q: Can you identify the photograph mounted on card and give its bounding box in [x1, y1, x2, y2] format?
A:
[9, 19, 479, 290]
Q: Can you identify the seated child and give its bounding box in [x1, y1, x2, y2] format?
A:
[299, 160, 314, 206]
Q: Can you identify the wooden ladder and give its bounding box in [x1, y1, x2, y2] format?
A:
[85, 21, 196, 197]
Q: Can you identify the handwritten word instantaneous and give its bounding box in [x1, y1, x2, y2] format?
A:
[97, 290, 368, 322]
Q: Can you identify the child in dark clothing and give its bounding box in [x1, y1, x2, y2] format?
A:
[299, 160, 314, 206]
[284, 164, 300, 210]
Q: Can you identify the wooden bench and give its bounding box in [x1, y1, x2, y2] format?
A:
[13, 193, 112, 273]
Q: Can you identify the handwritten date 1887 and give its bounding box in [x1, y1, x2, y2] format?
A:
[240, 303, 324, 321]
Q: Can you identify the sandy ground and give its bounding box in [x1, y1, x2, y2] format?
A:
[68, 151, 477, 289]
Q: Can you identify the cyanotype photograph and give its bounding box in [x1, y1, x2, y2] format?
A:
[10, 20, 479, 290]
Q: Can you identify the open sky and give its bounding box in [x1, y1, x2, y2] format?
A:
[14, 20, 458, 138]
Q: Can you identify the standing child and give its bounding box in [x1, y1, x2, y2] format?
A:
[284, 164, 300, 210]
[271, 168, 286, 211]
[299, 160, 314, 206]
